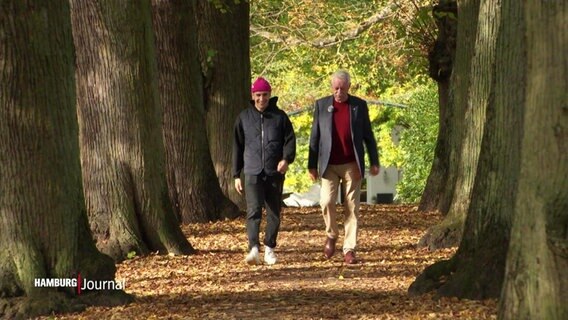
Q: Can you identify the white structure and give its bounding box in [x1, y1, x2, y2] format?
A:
[282, 184, 321, 207]
[283, 166, 400, 207]
[363, 125, 403, 204]
[365, 165, 400, 204]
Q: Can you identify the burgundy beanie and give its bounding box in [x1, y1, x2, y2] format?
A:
[251, 77, 272, 93]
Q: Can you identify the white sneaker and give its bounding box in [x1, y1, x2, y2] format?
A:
[245, 246, 260, 265]
[264, 246, 277, 265]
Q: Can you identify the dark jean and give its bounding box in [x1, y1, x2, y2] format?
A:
[244, 173, 284, 250]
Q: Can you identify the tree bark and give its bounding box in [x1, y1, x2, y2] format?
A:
[500, 1, 568, 319]
[70, 0, 194, 261]
[420, 0, 457, 213]
[151, 0, 240, 223]
[446, 0, 493, 223]
[0, 1, 129, 318]
[411, 0, 524, 298]
[196, 0, 251, 209]
[418, 0, 480, 250]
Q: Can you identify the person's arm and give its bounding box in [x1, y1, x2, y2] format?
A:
[232, 115, 245, 186]
[308, 102, 320, 180]
[278, 113, 296, 174]
[361, 101, 380, 175]
[282, 113, 296, 165]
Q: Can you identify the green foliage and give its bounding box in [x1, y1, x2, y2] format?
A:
[286, 111, 313, 193]
[127, 251, 137, 260]
[369, 104, 404, 168]
[378, 79, 438, 203]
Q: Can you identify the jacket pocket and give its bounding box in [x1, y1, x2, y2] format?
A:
[266, 124, 283, 142]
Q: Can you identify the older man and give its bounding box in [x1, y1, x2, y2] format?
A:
[308, 70, 379, 264]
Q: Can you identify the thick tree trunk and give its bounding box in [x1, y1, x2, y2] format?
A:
[0, 2, 129, 318]
[420, 0, 457, 213]
[411, 0, 524, 298]
[196, 0, 250, 210]
[418, 0, 480, 250]
[435, 0, 478, 218]
[500, 1, 568, 319]
[70, 0, 193, 261]
[151, 0, 239, 223]
[446, 0, 494, 222]
[418, 0, 479, 250]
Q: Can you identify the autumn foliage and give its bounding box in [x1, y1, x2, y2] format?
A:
[43, 205, 496, 319]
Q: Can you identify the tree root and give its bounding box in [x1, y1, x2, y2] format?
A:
[418, 220, 463, 250]
[408, 258, 457, 296]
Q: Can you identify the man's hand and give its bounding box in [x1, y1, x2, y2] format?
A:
[234, 178, 243, 195]
[277, 160, 289, 174]
[308, 168, 318, 182]
[369, 165, 380, 176]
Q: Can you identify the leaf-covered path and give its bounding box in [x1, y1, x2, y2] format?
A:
[48, 205, 497, 319]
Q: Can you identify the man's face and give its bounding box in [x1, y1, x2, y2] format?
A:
[332, 77, 350, 103]
[252, 91, 270, 111]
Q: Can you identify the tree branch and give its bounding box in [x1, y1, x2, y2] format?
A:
[251, 2, 398, 49]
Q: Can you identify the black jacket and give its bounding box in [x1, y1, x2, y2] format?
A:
[233, 97, 296, 177]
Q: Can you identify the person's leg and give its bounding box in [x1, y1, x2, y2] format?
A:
[263, 174, 284, 249]
[340, 162, 362, 256]
[320, 166, 341, 239]
[262, 174, 283, 265]
[245, 174, 264, 251]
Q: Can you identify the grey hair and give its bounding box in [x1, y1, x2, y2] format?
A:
[330, 69, 351, 86]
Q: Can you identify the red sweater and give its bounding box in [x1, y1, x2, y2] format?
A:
[329, 100, 355, 165]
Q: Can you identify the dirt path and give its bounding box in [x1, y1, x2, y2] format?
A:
[48, 205, 497, 319]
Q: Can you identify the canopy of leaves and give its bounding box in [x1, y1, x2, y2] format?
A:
[250, 0, 436, 111]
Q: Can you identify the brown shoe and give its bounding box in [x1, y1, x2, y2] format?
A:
[344, 251, 357, 264]
[324, 237, 337, 259]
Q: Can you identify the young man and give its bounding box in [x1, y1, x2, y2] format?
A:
[233, 77, 296, 265]
[308, 70, 379, 264]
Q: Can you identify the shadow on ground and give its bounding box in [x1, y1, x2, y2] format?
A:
[42, 205, 497, 320]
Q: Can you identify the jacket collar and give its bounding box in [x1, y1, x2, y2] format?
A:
[324, 95, 359, 122]
[325, 94, 356, 106]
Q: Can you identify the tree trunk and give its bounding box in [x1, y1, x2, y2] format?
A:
[196, 0, 251, 209]
[420, 0, 457, 213]
[411, 0, 524, 298]
[418, 0, 480, 250]
[500, 1, 568, 319]
[151, 0, 240, 223]
[70, 0, 194, 261]
[0, 2, 129, 318]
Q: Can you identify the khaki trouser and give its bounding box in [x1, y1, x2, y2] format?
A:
[320, 162, 361, 253]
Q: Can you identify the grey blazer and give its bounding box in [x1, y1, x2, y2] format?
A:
[308, 95, 379, 178]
